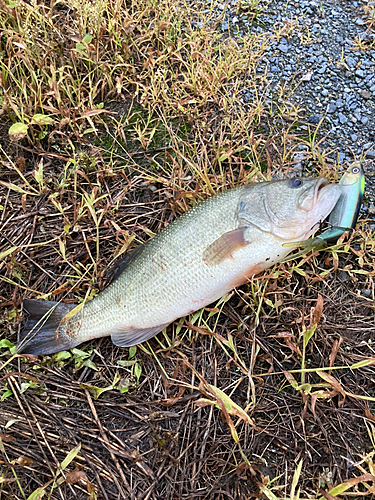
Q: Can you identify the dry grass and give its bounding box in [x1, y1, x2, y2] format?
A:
[0, 0, 375, 499]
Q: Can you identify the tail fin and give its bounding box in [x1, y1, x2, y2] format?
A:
[18, 300, 81, 355]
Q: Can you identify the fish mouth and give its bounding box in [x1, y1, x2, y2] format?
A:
[299, 177, 329, 211]
[300, 178, 342, 240]
[314, 177, 328, 201]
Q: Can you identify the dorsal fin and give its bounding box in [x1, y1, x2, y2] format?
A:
[106, 245, 145, 285]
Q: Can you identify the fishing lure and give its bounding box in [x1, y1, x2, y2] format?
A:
[284, 162, 365, 251]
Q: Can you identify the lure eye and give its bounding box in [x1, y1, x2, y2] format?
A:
[351, 166, 360, 174]
[288, 178, 303, 188]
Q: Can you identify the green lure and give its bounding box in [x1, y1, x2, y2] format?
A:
[284, 162, 365, 251]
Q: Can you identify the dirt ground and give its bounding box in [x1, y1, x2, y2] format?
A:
[1, 136, 375, 499]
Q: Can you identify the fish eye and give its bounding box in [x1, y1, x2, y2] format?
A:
[351, 166, 360, 174]
[288, 178, 303, 188]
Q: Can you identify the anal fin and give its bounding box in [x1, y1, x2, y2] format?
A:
[111, 322, 171, 347]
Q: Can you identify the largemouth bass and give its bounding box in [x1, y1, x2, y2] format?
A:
[18, 176, 341, 355]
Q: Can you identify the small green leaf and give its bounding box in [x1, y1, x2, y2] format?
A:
[290, 459, 303, 499]
[71, 348, 90, 358]
[5, 419, 22, 429]
[38, 131, 48, 140]
[218, 153, 228, 162]
[34, 160, 44, 187]
[116, 378, 131, 393]
[32, 114, 55, 126]
[82, 359, 99, 371]
[257, 483, 279, 500]
[53, 351, 71, 361]
[350, 359, 375, 369]
[302, 325, 317, 349]
[128, 346, 137, 359]
[61, 443, 81, 470]
[26, 486, 46, 500]
[9, 122, 29, 139]
[83, 33, 93, 44]
[134, 363, 142, 382]
[1, 390, 13, 401]
[80, 383, 112, 399]
[0, 339, 15, 349]
[0, 180, 31, 194]
[117, 359, 136, 367]
[290, 381, 312, 393]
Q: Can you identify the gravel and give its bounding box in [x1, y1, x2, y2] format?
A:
[217, 0, 375, 208]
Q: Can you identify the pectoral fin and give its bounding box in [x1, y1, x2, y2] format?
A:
[202, 227, 250, 267]
[111, 322, 171, 347]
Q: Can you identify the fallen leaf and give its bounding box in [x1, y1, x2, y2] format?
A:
[364, 404, 375, 422]
[0, 434, 15, 443]
[316, 371, 346, 400]
[15, 456, 34, 466]
[329, 337, 343, 370]
[310, 294, 324, 327]
[65, 469, 88, 485]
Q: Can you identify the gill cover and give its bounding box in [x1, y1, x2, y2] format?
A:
[237, 177, 339, 240]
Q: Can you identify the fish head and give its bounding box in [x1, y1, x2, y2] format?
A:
[239, 177, 341, 241]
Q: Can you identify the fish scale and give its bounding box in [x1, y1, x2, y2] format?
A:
[18, 178, 341, 355]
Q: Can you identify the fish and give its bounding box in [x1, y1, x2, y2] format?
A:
[17, 176, 341, 355]
[283, 162, 365, 250]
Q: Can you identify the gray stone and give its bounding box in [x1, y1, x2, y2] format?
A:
[362, 116, 369, 125]
[355, 18, 366, 26]
[346, 56, 357, 68]
[327, 103, 336, 113]
[308, 114, 323, 124]
[278, 43, 289, 53]
[359, 89, 373, 99]
[351, 134, 358, 141]
[338, 113, 348, 123]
